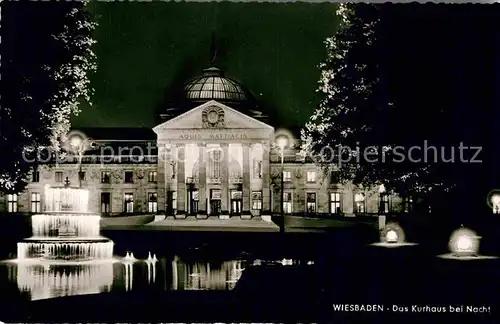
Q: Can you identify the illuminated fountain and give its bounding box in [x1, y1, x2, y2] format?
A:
[16, 184, 114, 262]
[123, 252, 137, 262]
[1, 183, 119, 300]
[145, 251, 158, 264]
[370, 222, 418, 248]
[438, 226, 497, 260]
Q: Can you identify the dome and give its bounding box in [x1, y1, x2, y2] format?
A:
[183, 67, 254, 104]
[160, 66, 268, 123]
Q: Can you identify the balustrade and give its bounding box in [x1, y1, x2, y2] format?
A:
[186, 177, 199, 184]
[208, 177, 222, 184]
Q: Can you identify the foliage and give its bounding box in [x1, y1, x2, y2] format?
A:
[301, 4, 489, 209]
[0, 2, 97, 193]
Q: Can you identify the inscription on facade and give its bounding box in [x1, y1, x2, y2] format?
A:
[209, 133, 248, 140]
[179, 134, 202, 140]
[179, 132, 248, 140]
[157, 127, 272, 142]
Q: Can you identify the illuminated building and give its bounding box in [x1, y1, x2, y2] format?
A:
[1, 66, 410, 219]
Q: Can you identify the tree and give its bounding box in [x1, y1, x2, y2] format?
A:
[301, 4, 400, 190]
[0, 2, 97, 194]
[301, 4, 494, 217]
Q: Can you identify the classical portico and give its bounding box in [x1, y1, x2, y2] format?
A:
[153, 100, 274, 219]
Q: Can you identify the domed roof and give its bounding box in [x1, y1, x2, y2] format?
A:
[183, 67, 255, 104]
[160, 66, 268, 123]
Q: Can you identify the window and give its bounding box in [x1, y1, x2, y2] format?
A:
[306, 193, 316, 213]
[79, 171, 86, 181]
[253, 159, 262, 179]
[124, 171, 134, 183]
[330, 171, 339, 184]
[7, 194, 18, 213]
[283, 171, 291, 182]
[31, 192, 41, 213]
[252, 191, 262, 210]
[379, 194, 390, 213]
[101, 171, 111, 184]
[101, 192, 111, 214]
[32, 171, 40, 183]
[330, 192, 341, 214]
[229, 166, 242, 181]
[283, 192, 292, 214]
[148, 171, 157, 183]
[148, 192, 158, 213]
[306, 171, 316, 183]
[231, 190, 242, 200]
[404, 196, 413, 213]
[209, 150, 221, 178]
[354, 193, 365, 213]
[124, 193, 134, 213]
[211, 189, 222, 200]
[55, 171, 63, 183]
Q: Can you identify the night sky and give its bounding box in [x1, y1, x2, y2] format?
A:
[72, 2, 339, 128]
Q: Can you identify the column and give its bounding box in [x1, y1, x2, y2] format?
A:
[176, 144, 186, 218]
[343, 185, 354, 215]
[261, 141, 271, 215]
[157, 144, 166, 216]
[242, 143, 251, 219]
[164, 144, 173, 217]
[220, 143, 229, 217]
[197, 143, 207, 218]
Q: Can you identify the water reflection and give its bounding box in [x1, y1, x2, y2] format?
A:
[171, 257, 246, 290]
[3, 256, 311, 301]
[8, 263, 113, 301]
[4, 256, 249, 300]
[146, 261, 156, 284]
[125, 263, 133, 291]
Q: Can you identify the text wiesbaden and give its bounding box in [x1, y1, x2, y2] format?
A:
[332, 304, 491, 313]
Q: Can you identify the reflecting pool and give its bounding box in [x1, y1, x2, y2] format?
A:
[2, 256, 252, 301]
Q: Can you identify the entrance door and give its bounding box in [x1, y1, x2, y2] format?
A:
[210, 200, 221, 216]
[210, 189, 222, 216]
[189, 190, 199, 215]
[230, 190, 243, 216]
[231, 200, 242, 215]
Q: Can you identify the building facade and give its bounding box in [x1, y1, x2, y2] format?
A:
[1, 67, 412, 218]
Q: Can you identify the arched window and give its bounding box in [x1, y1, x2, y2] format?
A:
[253, 159, 262, 178]
[208, 149, 222, 178]
[229, 160, 242, 179]
[192, 162, 200, 180]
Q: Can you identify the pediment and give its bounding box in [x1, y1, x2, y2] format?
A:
[153, 101, 273, 133]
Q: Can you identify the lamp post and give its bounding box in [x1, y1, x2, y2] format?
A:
[276, 136, 288, 234]
[70, 135, 85, 188]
